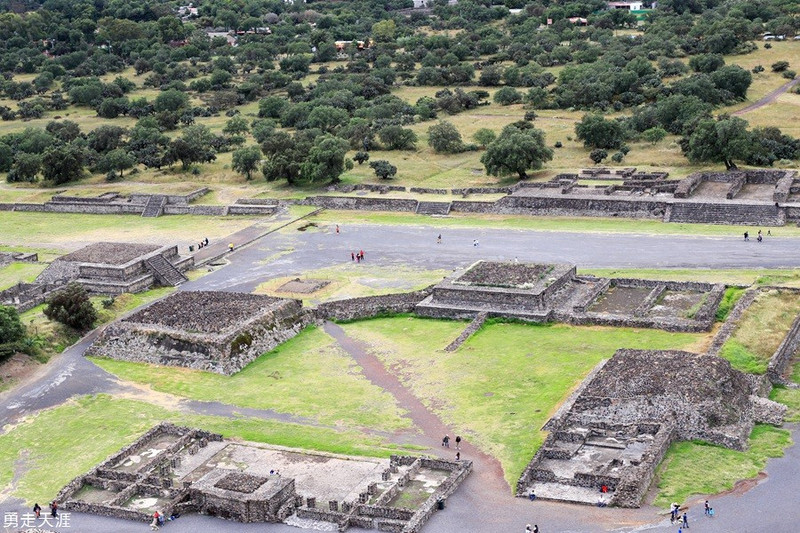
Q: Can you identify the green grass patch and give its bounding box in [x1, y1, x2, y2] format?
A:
[584, 268, 800, 287]
[720, 289, 800, 373]
[654, 424, 792, 507]
[716, 287, 746, 321]
[0, 262, 46, 291]
[0, 394, 410, 505]
[770, 385, 800, 422]
[340, 317, 705, 489]
[311, 210, 796, 237]
[91, 326, 410, 432]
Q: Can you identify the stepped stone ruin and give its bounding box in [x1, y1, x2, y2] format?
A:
[58, 423, 471, 532]
[417, 261, 724, 332]
[87, 291, 312, 374]
[35, 242, 193, 293]
[517, 349, 786, 508]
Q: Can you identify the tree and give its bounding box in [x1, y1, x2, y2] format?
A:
[372, 19, 396, 42]
[689, 54, 725, 73]
[427, 121, 464, 154]
[299, 135, 349, 184]
[683, 116, 754, 170]
[7, 153, 41, 183]
[232, 146, 262, 180]
[493, 87, 523, 106]
[772, 61, 790, 72]
[223, 116, 249, 136]
[575, 114, 627, 149]
[711, 65, 752, 100]
[354, 151, 370, 165]
[378, 126, 417, 150]
[0, 305, 25, 344]
[42, 144, 84, 184]
[307, 105, 349, 134]
[370, 160, 397, 180]
[44, 283, 97, 331]
[154, 89, 189, 113]
[481, 125, 553, 180]
[258, 96, 287, 118]
[642, 127, 668, 145]
[102, 148, 135, 180]
[473, 128, 496, 148]
[88, 125, 127, 154]
[590, 149, 608, 165]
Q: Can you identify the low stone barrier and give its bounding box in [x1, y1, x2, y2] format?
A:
[409, 187, 448, 195]
[302, 196, 419, 212]
[767, 312, 800, 384]
[314, 288, 433, 322]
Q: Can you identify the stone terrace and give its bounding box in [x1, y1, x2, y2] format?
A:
[58, 242, 160, 265]
[58, 424, 471, 532]
[122, 291, 288, 334]
[517, 350, 786, 508]
[88, 291, 311, 374]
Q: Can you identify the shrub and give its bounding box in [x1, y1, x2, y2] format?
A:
[782, 70, 796, 79]
[771, 61, 790, 72]
[43, 283, 97, 331]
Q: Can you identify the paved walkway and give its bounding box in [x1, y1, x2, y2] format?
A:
[733, 76, 800, 115]
[3, 219, 800, 532]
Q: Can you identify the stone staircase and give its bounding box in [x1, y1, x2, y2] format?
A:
[145, 255, 187, 286]
[667, 202, 785, 225]
[141, 195, 167, 217]
[416, 201, 452, 216]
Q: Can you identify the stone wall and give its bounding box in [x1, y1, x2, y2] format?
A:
[493, 196, 667, 219]
[88, 299, 312, 375]
[314, 288, 433, 322]
[767, 312, 800, 384]
[409, 187, 448, 195]
[707, 288, 760, 357]
[301, 196, 419, 212]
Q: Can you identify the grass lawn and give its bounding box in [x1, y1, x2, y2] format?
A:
[720, 289, 800, 374]
[310, 209, 795, 237]
[254, 263, 450, 304]
[583, 268, 800, 287]
[340, 317, 706, 489]
[90, 326, 410, 432]
[0, 394, 412, 506]
[0, 262, 46, 291]
[653, 424, 792, 508]
[0, 212, 259, 251]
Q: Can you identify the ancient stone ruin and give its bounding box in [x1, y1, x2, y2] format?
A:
[517, 349, 786, 508]
[58, 423, 471, 533]
[87, 291, 312, 374]
[417, 261, 724, 332]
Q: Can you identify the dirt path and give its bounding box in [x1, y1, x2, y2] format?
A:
[322, 321, 511, 497]
[732, 77, 800, 115]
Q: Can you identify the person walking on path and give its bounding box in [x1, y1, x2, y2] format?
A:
[228, 242, 234, 252]
[49, 501, 58, 518]
[455, 451, 460, 461]
[455, 435, 461, 450]
[33, 503, 41, 518]
[473, 239, 479, 247]
[442, 435, 450, 447]
[336, 224, 340, 234]
[360, 249, 365, 260]
[682, 512, 689, 528]
[704, 501, 709, 515]
[351, 252, 355, 261]
[437, 234, 442, 244]
[744, 231, 749, 241]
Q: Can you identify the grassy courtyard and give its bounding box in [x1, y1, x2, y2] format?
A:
[340, 317, 707, 488]
[720, 289, 800, 374]
[91, 326, 411, 432]
[0, 394, 410, 506]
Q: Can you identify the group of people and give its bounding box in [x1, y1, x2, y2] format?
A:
[442, 434, 463, 461]
[350, 250, 366, 262]
[670, 502, 690, 528]
[196, 237, 209, 249]
[151, 510, 180, 530]
[743, 229, 770, 242]
[31, 501, 57, 519]
[524, 524, 539, 533]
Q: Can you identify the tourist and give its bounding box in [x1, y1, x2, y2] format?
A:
[473, 239, 479, 247]
[455, 451, 460, 461]
[455, 435, 461, 450]
[525, 525, 532, 533]
[151, 510, 160, 531]
[360, 249, 365, 260]
[529, 489, 536, 501]
[32, 503, 41, 518]
[682, 511, 689, 528]
[336, 224, 340, 234]
[708, 507, 715, 517]
[204, 237, 208, 246]
[758, 234, 763, 242]
[442, 435, 450, 447]
[743, 231, 749, 241]
[704, 501, 710, 515]
[437, 234, 442, 244]
[533, 526, 539, 533]
[228, 242, 234, 252]
[768, 230, 772, 236]
[49, 501, 58, 518]
[351, 252, 355, 261]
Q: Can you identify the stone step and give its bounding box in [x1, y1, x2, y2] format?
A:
[142, 195, 167, 217]
[416, 296, 552, 322]
[667, 202, 784, 225]
[416, 201, 452, 215]
[145, 255, 187, 287]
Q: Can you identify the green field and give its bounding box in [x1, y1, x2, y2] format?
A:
[0, 394, 412, 506]
[0, 262, 46, 291]
[340, 317, 707, 488]
[720, 289, 800, 374]
[91, 326, 411, 432]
